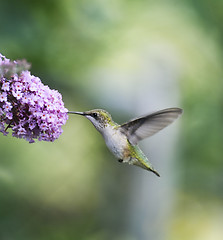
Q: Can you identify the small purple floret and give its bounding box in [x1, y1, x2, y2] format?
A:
[0, 53, 68, 143]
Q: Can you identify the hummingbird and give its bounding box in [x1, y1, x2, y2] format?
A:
[68, 108, 183, 176]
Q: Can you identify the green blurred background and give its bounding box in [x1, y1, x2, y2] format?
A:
[0, 0, 223, 239]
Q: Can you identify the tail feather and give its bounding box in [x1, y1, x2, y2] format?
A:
[133, 160, 160, 177]
[149, 167, 160, 177]
[127, 142, 160, 177]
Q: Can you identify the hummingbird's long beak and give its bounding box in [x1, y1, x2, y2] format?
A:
[68, 111, 85, 116]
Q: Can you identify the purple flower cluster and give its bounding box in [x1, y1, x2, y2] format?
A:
[0, 53, 68, 143]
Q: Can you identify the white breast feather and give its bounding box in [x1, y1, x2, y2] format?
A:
[102, 126, 127, 159]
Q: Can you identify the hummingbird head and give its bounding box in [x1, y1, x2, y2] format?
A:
[68, 109, 115, 132]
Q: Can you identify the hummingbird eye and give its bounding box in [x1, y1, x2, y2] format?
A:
[92, 113, 98, 119]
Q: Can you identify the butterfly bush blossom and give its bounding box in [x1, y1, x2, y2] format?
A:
[0, 53, 68, 143]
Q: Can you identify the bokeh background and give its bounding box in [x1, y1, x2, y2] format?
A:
[0, 0, 223, 239]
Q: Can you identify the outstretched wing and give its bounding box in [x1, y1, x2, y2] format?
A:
[120, 108, 183, 145]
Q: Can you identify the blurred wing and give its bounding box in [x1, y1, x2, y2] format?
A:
[120, 108, 183, 145]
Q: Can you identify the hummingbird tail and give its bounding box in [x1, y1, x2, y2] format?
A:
[132, 159, 160, 177]
[149, 168, 160, 177]
[129, 144, 160, 176]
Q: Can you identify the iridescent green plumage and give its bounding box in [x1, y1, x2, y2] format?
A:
[127, 141, 160, 176]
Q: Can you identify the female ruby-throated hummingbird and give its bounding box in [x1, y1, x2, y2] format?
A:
[68, 108, 183, 176]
